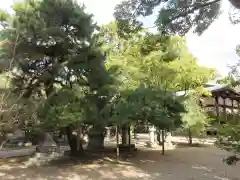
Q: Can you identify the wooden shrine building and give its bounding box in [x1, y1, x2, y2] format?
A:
[176, 83, 240, 125]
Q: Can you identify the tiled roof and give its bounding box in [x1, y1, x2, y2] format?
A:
[175, 84, 230, 97]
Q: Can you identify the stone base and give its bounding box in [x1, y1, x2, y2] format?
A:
[164, 141, 175, 150]
[114, 144, 137, 152]
[87, 134, 104, 151]
[158, 141, 175, 149]
[146, 141, 160, 148]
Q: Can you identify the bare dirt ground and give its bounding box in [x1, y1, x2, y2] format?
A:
[0, 144, 239, 180]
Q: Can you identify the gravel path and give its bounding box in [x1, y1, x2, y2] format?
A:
[0, 145, 239, 180]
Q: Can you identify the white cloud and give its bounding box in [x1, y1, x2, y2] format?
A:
[80, 0, 121, 25]
[1, 0, 14, 10]
[186, 0, 240, 76]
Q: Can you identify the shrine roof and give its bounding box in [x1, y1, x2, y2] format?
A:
[176, 84, 240, 100]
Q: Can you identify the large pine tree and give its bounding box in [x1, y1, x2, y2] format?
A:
[0, 0, 112, 154]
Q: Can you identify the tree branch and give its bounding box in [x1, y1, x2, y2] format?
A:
[166, 0, 221, 24]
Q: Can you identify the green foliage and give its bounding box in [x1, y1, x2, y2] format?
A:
[217, 62, 240, 87]
[155, 0, 221, 35]
[102, 24, 209, 131]
[236, 44, 240, 56]
[0, 1, 219, 153]
[99, 22, 216, 132]
[0, 0, 115, 141]
[215, 44, 240, 164]
[113, 0, 240, 36]
[215, 123, 240, 165]
[1, 0, 109, 97]
[110, 31, 215, 92]
[0, 90, 40, 135]
[169, 54, 217, 91]
[181, 93, 210, 135]
[0, 9, 10, 28]
[108, 87, 186, 129]
[38, 88, 85, 128]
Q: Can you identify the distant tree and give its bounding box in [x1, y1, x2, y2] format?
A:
[100, 22, 216, 146]
[181, 93, 211, 144]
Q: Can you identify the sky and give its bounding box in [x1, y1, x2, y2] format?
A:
[1, 0, 240, 77]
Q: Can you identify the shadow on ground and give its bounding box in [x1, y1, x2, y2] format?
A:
[0, 145, 240, 180]
[174, 142, 213, 148]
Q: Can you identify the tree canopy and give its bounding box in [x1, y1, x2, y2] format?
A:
[114, 0, 240, 37]
[99, 22, 216, 130]
[0, 0, 221, 157]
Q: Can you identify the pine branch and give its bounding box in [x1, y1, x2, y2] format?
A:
[165, 0, 221, 25]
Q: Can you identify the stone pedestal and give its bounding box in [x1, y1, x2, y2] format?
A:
[105, 127, 111, 140]
[121, 124, 130, 145]
[164, 131, 175, 150]
[147, 126, 158, 147]
[87, 134, 104, 151]
[36, 133, 58, 153]
[165, 132, 172, 142]
[117, 144, 137, 152]
[87, 126, 105, 151]
[118, 124, 137, 151]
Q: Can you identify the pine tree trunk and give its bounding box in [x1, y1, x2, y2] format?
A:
[87, 126, 105, 151]
[66, 126, 85, 156]
[161, 130, 165, 155]
[87, 98, 106, 151]
[188, 128, 193, 145]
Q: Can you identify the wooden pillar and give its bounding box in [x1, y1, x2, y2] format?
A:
[215, 96, 220, 124]
[232, 99, 235, 123]
[237, 101, 240, 124]
[223, 97, 227, 123]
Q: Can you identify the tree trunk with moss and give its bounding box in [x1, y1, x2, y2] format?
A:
[87, 125, 105, 151]
[188, 128, 193, 145]
[66, 126, 85, 156]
